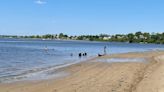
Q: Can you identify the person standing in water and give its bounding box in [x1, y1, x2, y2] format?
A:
[70, 53, 73, 56]
[104, 46, 107, 55]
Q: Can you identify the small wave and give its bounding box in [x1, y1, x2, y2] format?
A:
[95, 58, 146, 63]
[0, 61, 77, 83]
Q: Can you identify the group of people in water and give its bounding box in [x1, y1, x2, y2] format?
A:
[44, 45, 107, 57]
[78, 52, 87, 57]
[70, 52, 87, 57]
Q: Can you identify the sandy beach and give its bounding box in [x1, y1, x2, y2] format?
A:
[0, 51, 164, 92]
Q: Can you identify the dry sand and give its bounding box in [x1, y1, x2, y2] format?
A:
[0, 51, 164, 92]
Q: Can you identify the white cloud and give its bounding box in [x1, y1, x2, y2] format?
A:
[35, 0, 47, 5]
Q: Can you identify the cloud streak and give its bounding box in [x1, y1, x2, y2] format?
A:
[35, 0, 47, 5]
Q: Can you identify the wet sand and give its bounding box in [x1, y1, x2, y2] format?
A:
[0, 51, 164, 92]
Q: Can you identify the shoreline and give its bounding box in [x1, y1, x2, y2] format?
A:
[0, 54, 98, 84]
[0, 51, 164, 92]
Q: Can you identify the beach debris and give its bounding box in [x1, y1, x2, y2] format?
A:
[98, 53, 104, 57]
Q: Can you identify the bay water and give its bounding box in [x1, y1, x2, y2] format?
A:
[0, 38, 163, 83]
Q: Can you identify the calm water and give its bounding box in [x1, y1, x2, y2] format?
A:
[0, 38, 164, 83]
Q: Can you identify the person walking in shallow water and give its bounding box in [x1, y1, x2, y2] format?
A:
[44, 46, 48, 52]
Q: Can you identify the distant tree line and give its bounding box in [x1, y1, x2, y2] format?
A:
[109, 32, 164, 44]
[0, 32, 164, 44]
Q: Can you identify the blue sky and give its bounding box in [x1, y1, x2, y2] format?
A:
[0, 0, 164, 35]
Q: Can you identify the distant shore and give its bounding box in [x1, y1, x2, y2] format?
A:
[1, 51, 164, 92]
[1, 31, 164, 44]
